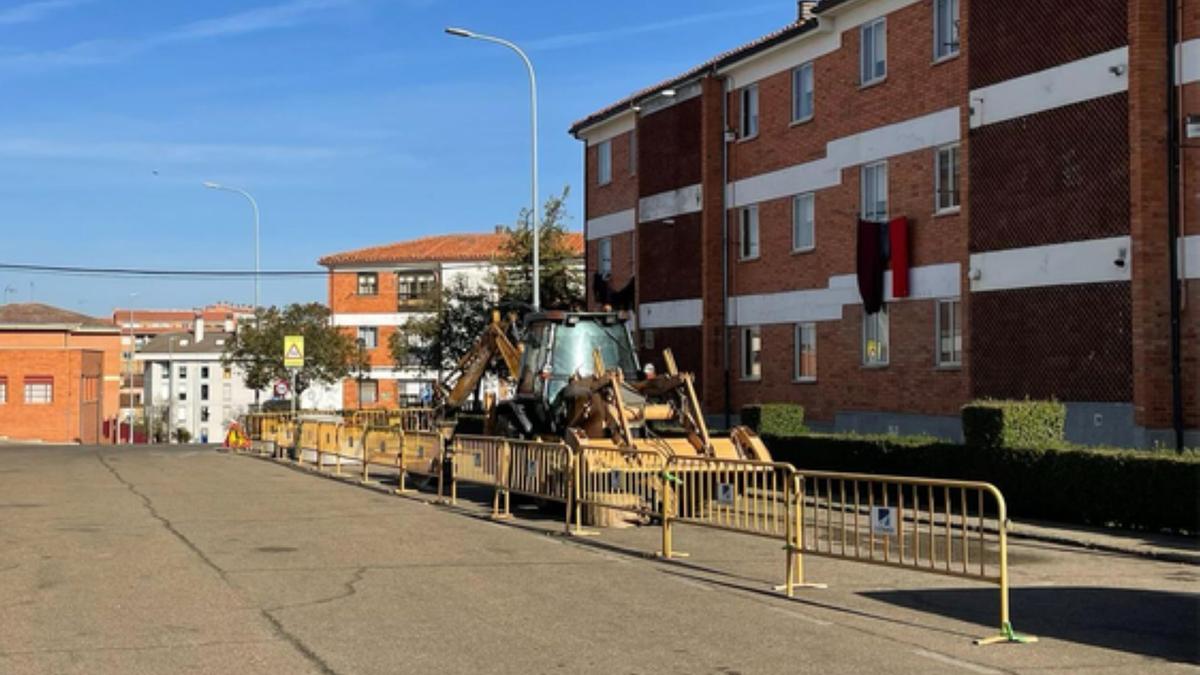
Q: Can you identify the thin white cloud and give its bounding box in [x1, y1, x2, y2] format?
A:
[0, 0, 89, 26]
[0, 0, 354, 70]
[0, 137, 354, 164]
[524, 5, 783, 51]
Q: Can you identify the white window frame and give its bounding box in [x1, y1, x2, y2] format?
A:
[24, 379, 53, 404]
[739, 206, 760, 260]
[934, 0, 960, 61]
[0, 377, 6, 404]
[356, 272, 378, 296]
[862, 306, 890, 367]
[741, 326, 762, 381]
[359, 379, 379, 405]
[357, 326, 378, 349]
[935, 143, 961, 214]
[792, 193, 815, 252]
[597, 139, 612, 185]
[598, 237, 613, 278]
[860, 18, 887, 86]
[740, 84, 759, 139]
[935, 299, 963, 367]
[794, 323, 817, 382]
[792, 62, 814, 123]
[861, 161, 889, 221]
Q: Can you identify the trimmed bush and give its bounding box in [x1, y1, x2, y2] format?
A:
[763, 432, 1200, 534]
[741, 404, 806, 436]
[962, 399, 1066, 449]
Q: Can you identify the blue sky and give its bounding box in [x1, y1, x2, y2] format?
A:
[0, 0, 793, 315]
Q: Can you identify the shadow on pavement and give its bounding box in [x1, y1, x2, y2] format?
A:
[863, 586, 1200, 663]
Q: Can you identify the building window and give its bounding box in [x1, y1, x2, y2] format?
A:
[741, 326, 762, 380]
[223, 367, 232, 380]
[357, 272, 378, 296]
[792, 193, 815, 252]
[863, 307, 890, 366]
[160, 366, 168, 379]
[178, 366, 188, 380]
[861, 161, 888, 222]
[795, 323, 817, 382]
[629, 131, 637, 175]
[934, 0, 960, 60]
[739, 206, 760, 260]
[200, 406, 210, 422]
[200, 384, 209, 401]
[357, 326, 378, 349]
[935, 144, 961, 213]
[360, 380, 379, 405]
[792, 62, 814, 122]
[740, 84, 759, 138]
[24, 377, 53, 404]
[200, 366, 209, 379]
[642, 329, 655, 350]
[597, 139, 612, 185]
[179, 391, 188, 402]
[598, 237, 613, 278]
[860, 18, 887, 85]
[936, 299, 963, 366]
[0, 377, 6, 404]
[223, 383, 232, 399]
[397, 271, 437, 308]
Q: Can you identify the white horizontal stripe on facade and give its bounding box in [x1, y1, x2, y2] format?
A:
[1184, 235, 1200, 280]
[332, 313, 421, 327]
[584, 112, 634, 146]
[639, 184, 703, 223]
[729, 263, 961, 326]
[726, 107, 960, 209]
[969, 39, 1200, 129]
[586, 208, 636, 240]
[639, 298, 703, 329]
[968, 237, 1131, 293]
[720, 0, 922, 90]
[969, 47, 1129, 129]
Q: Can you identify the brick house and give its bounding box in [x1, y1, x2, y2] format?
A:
[570, 0, 1199, 446]
[0, 303, 122, 444]
[319, 232, 585, 409]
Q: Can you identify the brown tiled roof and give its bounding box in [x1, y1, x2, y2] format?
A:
[569, 18, 819, 136]
[318, 232, 585, 267]
[0, 303, 118, 332]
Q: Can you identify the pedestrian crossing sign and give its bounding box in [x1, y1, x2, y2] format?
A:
[283, 335, 304, 368]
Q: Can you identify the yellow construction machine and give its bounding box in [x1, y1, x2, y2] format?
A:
[435, 310, 771, 462]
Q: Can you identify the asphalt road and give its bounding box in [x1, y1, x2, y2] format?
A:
[0, 444, 1196, 674]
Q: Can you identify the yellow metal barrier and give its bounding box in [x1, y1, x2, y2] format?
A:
[399, 430, 444, 496]
[791, 470, 1035, 645]
[449, 435, 509, 517]
[575, 445, 666, 535]
[360, 424, 403, 485]
[390, 407, 436, 432]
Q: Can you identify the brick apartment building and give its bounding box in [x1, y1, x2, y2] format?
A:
[0, 303, 122, 444]
[571, 0, 1199, 446]
[320, 232, 585, 409]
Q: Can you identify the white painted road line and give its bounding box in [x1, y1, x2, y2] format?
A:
[766, 604, 832, 627]
[912, 649, 1005, 674]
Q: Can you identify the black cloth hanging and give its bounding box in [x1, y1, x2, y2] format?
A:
[857, 219, 886, 314]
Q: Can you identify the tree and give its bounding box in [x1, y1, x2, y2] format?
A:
[389, 276, 493, 374]
[494, 185, 584, 312]
[223, 303, 358, 396]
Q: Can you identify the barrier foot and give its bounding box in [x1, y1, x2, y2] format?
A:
[567, 527, 601, 537]
[489, 513, 514, 521]
[655, 551, 690, 559]
[974, 623, 1038, 646]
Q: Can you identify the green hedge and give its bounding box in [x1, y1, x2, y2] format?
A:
[741, 404, 807, 436]
[962, 399, 1066, 449]
[764, 432, 1200, 534]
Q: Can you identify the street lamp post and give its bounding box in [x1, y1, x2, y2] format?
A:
[445, 27, 540, 310]
[202, 182, 261, 320]
[125, 292, 138, 445]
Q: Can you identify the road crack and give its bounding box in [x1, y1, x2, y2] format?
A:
[94, 452, 341, 675]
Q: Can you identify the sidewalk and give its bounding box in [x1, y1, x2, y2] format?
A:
[1010, 519, 1199, 565]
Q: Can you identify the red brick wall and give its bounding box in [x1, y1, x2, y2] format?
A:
[637, 96, 703, 196]
[728, 0, 965, 183]
[638, 215, 703, 303]
[639, 326, 703, 382]
[729, 300, 967, 422]
[585, 130, 637, 218]
[0, 348, 95, 443]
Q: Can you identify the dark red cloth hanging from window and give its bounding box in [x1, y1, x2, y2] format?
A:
[857, 220, 885, 314]
[889, 216, 911, 299]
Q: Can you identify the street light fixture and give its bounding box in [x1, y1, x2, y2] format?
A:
[202, 181, 261, 322]
[445, 26, 541, 310]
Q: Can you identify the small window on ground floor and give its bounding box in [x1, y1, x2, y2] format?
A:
[863, 307, 890, 366]
[0, 377, 7, 404]
[936, 299, 962, 367]
[359, 380, 379, 405]
[24, 376, 53, 404]
[741, 326, 762, 380]
[795, 323, 817, 382]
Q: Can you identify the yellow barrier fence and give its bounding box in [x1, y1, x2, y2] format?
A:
[360, 424, 403, 484]
[399, 430, 445, 496]
[574, 445, 667, 537]
[449, 435, 508, 517]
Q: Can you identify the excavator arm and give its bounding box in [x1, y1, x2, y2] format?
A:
[437, 311, 522, 410]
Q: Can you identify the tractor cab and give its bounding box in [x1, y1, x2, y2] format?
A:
[515, 311, 640, 405]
